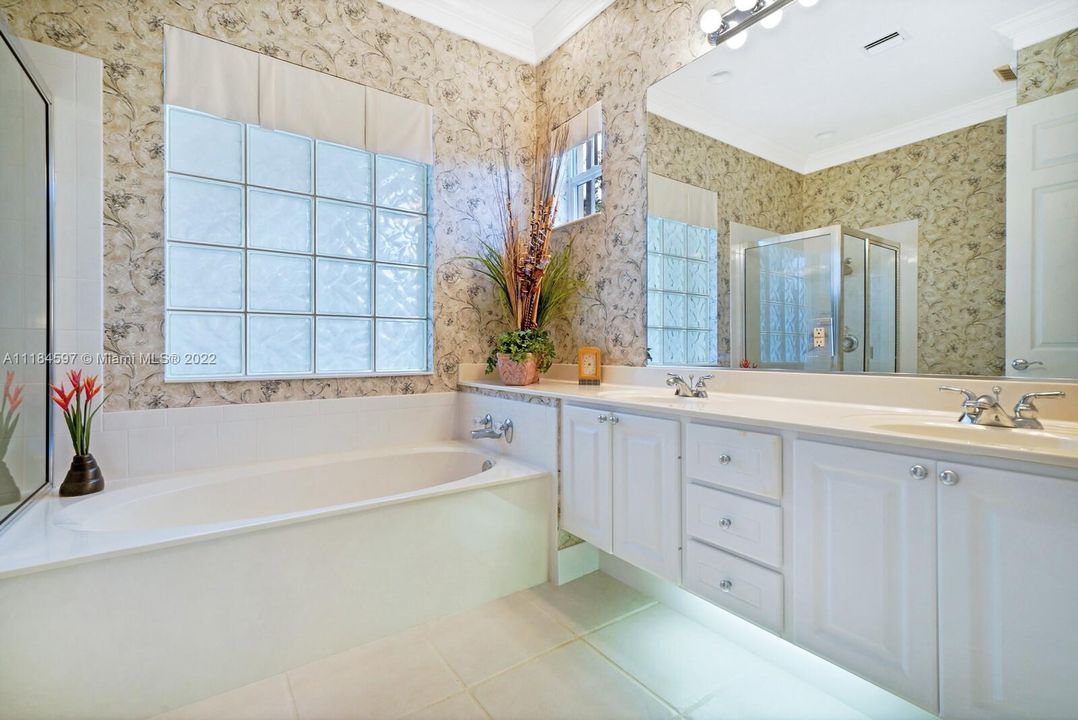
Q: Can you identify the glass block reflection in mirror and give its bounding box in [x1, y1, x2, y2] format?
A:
[647, 217, 719, 366]
[165, 104, 431, 379]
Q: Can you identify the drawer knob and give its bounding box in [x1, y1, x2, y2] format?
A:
[609, 414, 620, 425]
[719, 453, 732, 465]
[719, 579, 733, 592]
[909, 464, 928, 480]
[719, 517, 733, 529]
[598, 415, 607, 423]
[939, 469, 959, 486]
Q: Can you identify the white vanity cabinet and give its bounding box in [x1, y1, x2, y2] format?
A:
[560, 404, 681, 581]
[789, 440, 940, 712]
[560, 404, 613, 552]
[937, 462, 1078, 720]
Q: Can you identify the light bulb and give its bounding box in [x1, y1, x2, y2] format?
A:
[734, 0, 757, 11]
[699, 8, 723, 33]
[799, 0, 819, 6]
[761, 9, 783, 28]
[726, 24, 748, 50]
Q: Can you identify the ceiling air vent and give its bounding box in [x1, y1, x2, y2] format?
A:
[994, 65, 1018, 82]
[863, 30, 906, 55]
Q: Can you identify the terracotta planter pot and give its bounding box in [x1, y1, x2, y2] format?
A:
[496, 353, 540, 386]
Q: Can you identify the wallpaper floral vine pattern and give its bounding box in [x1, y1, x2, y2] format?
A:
[802, 119, 1007, 376]
[3, 0, 537, 409]
[1018, 29, 1078, 104]
[646, 113, 804, 358]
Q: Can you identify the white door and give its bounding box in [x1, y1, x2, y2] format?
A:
[560, 404, 612, 552]
[611, 412, 681, 582]
[938, 462, 1078, 720]
[789, 441, 939, 712]
[1006, 88, 1078, 377]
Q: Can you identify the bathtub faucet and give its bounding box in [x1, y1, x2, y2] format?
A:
[471, 414, 514, 443]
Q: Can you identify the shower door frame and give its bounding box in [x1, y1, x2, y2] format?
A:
[0, 17, 55, 528]
[734, 224, 900, 372]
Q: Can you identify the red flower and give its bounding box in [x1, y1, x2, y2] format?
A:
[3, 371, 13, 395]
[67, 369, 84, 397]
[83, 375, 101, 403]
[6, 385, 23, 413]
[50, 384, 75, 413]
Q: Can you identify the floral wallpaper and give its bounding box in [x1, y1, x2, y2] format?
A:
[646, 113, 804, 357]
[1018, 29, 1078, 105]
[3, 0, 537, 409]
[802, 119, 1007, 376]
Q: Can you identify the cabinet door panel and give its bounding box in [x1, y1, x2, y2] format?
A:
[612, 413, 680, 582]
[789, 440, 938, 713]
[560, 405, 612, 552]
[939, 463, 1078, 720]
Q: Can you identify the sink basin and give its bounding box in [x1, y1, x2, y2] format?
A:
[863, 421, 1078, 454]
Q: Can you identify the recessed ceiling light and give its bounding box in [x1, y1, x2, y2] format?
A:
[708, 71, 732, 84]
[815, 130, 836, 141]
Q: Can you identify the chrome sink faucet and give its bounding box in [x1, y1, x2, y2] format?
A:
[939, 386, 1066, 430]
[667, 373, 714, 399]
[471, 414, 514, 443]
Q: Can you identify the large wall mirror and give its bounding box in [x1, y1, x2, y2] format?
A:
[645, 0, 1078, 380]
[0, 22, 52, 526]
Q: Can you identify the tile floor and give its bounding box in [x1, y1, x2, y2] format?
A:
[154, 571, 874, 720]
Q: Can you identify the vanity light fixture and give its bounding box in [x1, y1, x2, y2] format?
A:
[702, 0, 798, 48]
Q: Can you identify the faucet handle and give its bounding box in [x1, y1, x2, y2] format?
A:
[694, 374, 715, 385]
[939, 386, 976, 402]
[1014, 391, 1066, 418]
[473, 414, 494, 429]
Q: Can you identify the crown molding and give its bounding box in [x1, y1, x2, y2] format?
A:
[647, 86, 807, 174]
[377, 0, 614, 64]
[801, 89, 1017, 174]
[993, 0, 1078, 51]
[533, 1, 614, 61]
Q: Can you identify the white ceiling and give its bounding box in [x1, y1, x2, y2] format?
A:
[648, 0, 1078, 174]
[377, 0, 615, 64]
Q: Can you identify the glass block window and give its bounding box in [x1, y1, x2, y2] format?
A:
[555, 131, 602, 226]
[646, 216, 719, 366]
[164, 106, 431, 379]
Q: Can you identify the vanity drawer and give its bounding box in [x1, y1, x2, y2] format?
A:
[684, 540, 783, 634]
[684, 423, 782, 499]
[686, 483, 782, 568]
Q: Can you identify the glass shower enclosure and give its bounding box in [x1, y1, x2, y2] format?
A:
[741, 225, 899, 373]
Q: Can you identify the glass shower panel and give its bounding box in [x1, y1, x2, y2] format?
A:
[867, 243, 898, 373]
[744, 232, 833, 369]
[0, 34, 50, 524]
[841, 235, 866, 373]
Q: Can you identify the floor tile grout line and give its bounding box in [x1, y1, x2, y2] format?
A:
[282, 671, 301, 720]
[466, 635, 581, 689]
[465, 688, 495, 720]
[577, 634, 683, 718]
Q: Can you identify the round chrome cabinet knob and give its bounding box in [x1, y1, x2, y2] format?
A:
[909, 464, 928, 480]
[939, 469, 960, 486]
[598, 415, 607, 423]
[719, 453, 732, 465]
[719, 517, 732, 529]
[609, 415, 620, 425]
[719, 579, 733, 592]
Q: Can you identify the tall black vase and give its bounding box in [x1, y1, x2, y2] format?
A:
[59, 454, 104, 497]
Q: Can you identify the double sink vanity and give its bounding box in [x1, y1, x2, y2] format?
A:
[462, 368, 1078, 720]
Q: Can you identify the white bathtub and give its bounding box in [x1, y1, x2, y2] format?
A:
[0, 441, 552, 720]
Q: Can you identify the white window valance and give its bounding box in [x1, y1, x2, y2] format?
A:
[647, 173, 718, 230]
[559, 101, 603, 149]
[163, 26, 432, 164]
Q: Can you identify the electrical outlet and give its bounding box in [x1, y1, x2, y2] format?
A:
[812, 326, 827, 349]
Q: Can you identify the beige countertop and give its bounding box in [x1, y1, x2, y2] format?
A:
[461, 377, 1078, 473]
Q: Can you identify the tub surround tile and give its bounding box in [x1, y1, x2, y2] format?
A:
[424, 591, 574, 685]
[172, 423, 220, 473]
[585, 604, 773, 711]
[471, 641, 674, 720]
[287, 628, 462, 720]
[217, 421, 259, 467]
[151, 673, 298, 720]
[527, 571, 656, 635]
[402, 692, 490, 720]
[126, 425, 175, 478]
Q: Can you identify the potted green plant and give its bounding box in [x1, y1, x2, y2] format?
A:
[465, 126, 584, 386]
[51, 369, 107, 496]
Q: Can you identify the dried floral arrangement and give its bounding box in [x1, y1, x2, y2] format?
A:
[465, 123, 584, 381]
